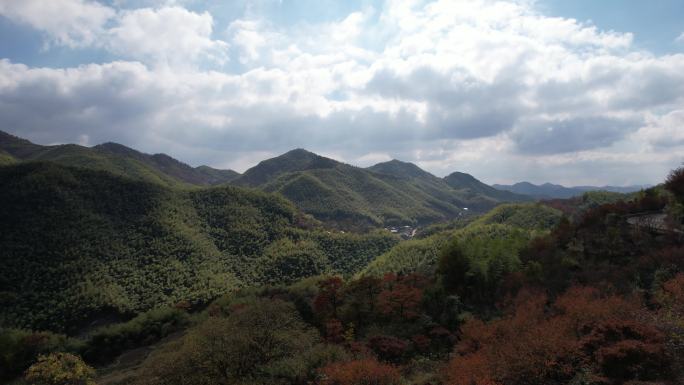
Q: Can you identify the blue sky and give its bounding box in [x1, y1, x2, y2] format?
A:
[541, 0, 684, 54]
[0, 0, 683, 185]
[4, 0, 683, 66]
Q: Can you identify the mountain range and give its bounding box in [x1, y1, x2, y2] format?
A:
[3, 130, 647, 228]
[493, 181, 649, 199]
[233, 150, 530, 228]
[0, 130, 240, 188]
[0, 131, 530, 228]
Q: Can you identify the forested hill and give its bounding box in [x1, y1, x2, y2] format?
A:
[3, 166, 682, 385]
[232, 150, 528, 228]
[0, 130, 240, 188]
[0, 162, 398, 333]
[444, 171, 531, 202]
[1, 131, 534, 229]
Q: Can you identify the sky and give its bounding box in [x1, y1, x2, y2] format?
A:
[0, 0, 683, 186]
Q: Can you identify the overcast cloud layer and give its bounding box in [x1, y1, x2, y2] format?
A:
[0, 0, 682, 185]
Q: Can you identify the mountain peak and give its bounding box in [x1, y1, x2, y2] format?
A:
[279, 148, 321, 160]
[285, 147, 313, 154]
[445, 171, 531, 203]
[444, 171, 482, 189]
[445, 171, 478, 182]
[233, 148, 339, 187]
[368, 159, 434, 179]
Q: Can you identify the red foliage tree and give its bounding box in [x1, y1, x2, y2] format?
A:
[367, 335, 409, 362]
[656, 273, 684, 314]
[443, 351, 499, 385]
[581, 320, 669, 381]
[411, 334, 430, 352]
[325, 318, 345, 344]
[444, 286, 672, 385]
[319, 358, 402, 385]
[313, 277, 344, 319]
[340, 276, 382, 327]
[377, 284, 422, 320]
[377, 274, 424, 320]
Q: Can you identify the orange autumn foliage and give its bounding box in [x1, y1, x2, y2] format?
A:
[319, 358, 402, 385]
[314, 277, 344, 318]
[444, 286, 670, 385]
[377, 273, 424, 320]
[656, 273, 684, 315]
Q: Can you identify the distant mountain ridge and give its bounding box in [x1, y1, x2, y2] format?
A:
[1, 130, 534, 228]
[493, 181, 648, 199]
[444, 171, 530, 203]
[233, 150, 530, 228]
[0, 130, 240, 187]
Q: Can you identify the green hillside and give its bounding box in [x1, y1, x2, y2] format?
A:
[472, 202, 563, 230]
[0, 130, 240, 188]
[194, 165, 241, 185]
[233, 151, 527, 228]
[233, 148, 338, 186]
[95, 142, 240, 185]
[361, 203, 563, 276]
[444, 171, 531, 203]
[367, 158, 434, 179]
[234, 151, 462, 227]
[0, 162, 397, 333]
[542, 189, 640, 218]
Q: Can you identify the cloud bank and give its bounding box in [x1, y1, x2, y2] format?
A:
[0, 0, 682, 185]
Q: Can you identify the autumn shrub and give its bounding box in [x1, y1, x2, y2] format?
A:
[313, 277, 345, 319]
[319, 358, 402, 385]
[581, 320, 670, 381]
[367, 335, 409, 362]
[24, 353, 96, 385]
[411, 334, 431, 352]
[444, 286, 672, 385]
[377, 282, 423, 320]
[325, 318, 345, 343]
[655, 273, 684, 315]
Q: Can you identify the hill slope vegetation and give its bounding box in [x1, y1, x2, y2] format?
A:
[234, 151, 528, 228]
[0, 162, 397, 333]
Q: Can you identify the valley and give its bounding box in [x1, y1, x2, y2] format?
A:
[1, 131, 682, 385]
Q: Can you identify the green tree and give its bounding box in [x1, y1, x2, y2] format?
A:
[437, 239, 471, 294]
[137, 299, 342, 385]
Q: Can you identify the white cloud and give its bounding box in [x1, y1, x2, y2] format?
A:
[0, 2, 227, 68]
[108, 7, 229, 67]
[227, 19, 272, 64]
[0, 0, 683, 185]
[677, 32, 684, 43]
[0, 0, 115, 48]
[633, 110, 684, 148]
